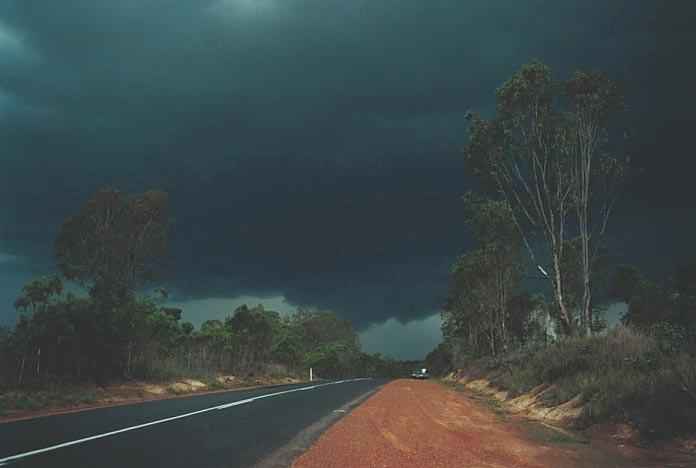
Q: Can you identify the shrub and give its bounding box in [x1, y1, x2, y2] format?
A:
[544, 374, 584, 406]
[458, 325, 696, 437]
[206, 381, 226, 391]
[494, 367, 540, 397]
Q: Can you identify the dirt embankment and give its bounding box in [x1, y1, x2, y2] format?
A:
[294, 379, 696, 467]
[446, 373, 583, 428]
[0, 374, 302, 423]
[446, 371, 696, 456]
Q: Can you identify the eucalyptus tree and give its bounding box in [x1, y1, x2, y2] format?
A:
[445, 249, 503, 357]
[564, 69, 628, 334]
[463, 59, 628, 335]
[54, 187, 175, 293]
[463, 193, 524, 352]
[225, 305, 280, 375]
[290, 308, 359, 354]
[464, 60, 574, 334]
[13, 275, 63, 378]
[54, 187, 175, 377]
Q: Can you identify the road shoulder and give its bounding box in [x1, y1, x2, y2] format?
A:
[255, 384, 385, 467]
[292, 379, 696, 467]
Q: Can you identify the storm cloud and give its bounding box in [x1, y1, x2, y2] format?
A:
[1, 1, 694, 357]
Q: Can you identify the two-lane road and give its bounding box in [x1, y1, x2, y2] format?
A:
[0, 379, 387, 467]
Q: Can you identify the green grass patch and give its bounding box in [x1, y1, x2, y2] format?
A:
[518, 420, 588, 446]
[206, 381, 226, 391]
[57, 394, 79, 407]
[492, 367, 540, 397]
[435, 378, 465, 391]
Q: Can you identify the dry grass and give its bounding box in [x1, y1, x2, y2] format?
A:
[458, 325, 696, 437]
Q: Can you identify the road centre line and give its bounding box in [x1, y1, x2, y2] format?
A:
[0, 378, 370, 465]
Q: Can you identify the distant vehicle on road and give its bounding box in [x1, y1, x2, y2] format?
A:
[410, 369, 429, 379]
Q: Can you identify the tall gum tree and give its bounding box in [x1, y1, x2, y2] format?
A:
[463, 193, 523, 353]
[463, 60, 628, 335]
[54, 187, 175, 377]
[464, 60, 575, 335]
[54, 187, 175, 293]
[564, 69, 628, 335]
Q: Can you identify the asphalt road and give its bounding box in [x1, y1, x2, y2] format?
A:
[0, 378, 387, 468]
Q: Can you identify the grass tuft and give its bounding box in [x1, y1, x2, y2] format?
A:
[206, 381, 226, 391]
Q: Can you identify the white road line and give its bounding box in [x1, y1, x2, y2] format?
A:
[0, 378, 370, 466]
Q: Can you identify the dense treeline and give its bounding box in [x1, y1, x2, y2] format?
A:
[0, 291, 403, 383]
[0, 187, 404, 386]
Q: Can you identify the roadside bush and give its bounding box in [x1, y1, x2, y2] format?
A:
[493, 366, 540, 397]
[206, 381, 226, 391]
[579, 352, 696, 436]
[263, 364, 292, 380]
[457, 325, 696, 437]
[543, 374, 585, 406]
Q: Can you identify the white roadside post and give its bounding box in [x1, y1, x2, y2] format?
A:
[309, 367, 313, 382]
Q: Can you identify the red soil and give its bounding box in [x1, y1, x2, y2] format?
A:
[293, 379, 695, 467]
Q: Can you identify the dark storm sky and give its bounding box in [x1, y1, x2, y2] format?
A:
[0, 0, 694, 358]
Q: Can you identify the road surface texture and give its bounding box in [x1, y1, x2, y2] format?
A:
[294, 379, 696, 468]
[0, 378, 387, 468]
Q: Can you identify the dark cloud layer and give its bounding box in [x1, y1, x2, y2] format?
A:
[1, 1, 694, 332]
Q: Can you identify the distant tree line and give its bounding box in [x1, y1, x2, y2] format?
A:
[0, 187, 404, 386]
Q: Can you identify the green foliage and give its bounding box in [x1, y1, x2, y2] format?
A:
[223, 305, 281, 376]
[13, 276, 63, 315]
[613, 261, 696, 341]
[424, 343, 452, 377]
[462, 192, 518, 249]
[2, 288, 401, 384]
[496, 59, 555, 119]
[463, 59, 629, 337]
[443, 242, 529, 359]
[517, 420, 588, 447]
[54, 187, 175, 290]
[357, 353, 404, 378]
[206, 381, 226, 391]
[289, 308, 360, 354]
[304, 340, 359, 379]
[543, 375, 584, 406]
[495, 367, 540, 398]
[564, 68, 625, 122]
[271, 326, 305, 369]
